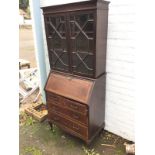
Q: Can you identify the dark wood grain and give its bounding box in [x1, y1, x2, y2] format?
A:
[43, 0, 109, 144]
[88, 74, 106, 139]
[45, 71, 106, 144]
[45, 72, 93, 104]
[48, 111, 88, 138]
[42, 0, 109, 78]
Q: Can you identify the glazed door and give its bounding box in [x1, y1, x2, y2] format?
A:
[45, 14, 69, 72]
[69, 11, 96, 77]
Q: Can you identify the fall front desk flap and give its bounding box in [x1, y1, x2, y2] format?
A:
[45, 72, 93, 104]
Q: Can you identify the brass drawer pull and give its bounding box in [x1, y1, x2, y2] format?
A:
[70, 104, 78, 110]
[54, 102, 61, 106]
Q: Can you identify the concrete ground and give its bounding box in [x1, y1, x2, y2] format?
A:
[19, 26, 39, 112]
[19, 27, 129, 155]
[19, 26, 36, 68]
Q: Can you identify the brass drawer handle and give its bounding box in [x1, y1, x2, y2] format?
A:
[73, 125, 79, 130]
[70, 104, 78, 110]
[53, 102, 61, 106]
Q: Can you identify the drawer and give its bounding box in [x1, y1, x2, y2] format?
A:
[48, 112, 88, 138]
[49, 104, 88, 126]
[63, 98, 88, 114]
[46, 92, 64, 107]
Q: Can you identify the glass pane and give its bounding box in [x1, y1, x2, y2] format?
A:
[75, 14, 88, 27]
[76, 33, 88, 52]
[83, 21, 94, 38]
[50, 50, 69, 71]
[69, 12, 95, 76]
[72, 52, 88, 67]
[47, 24, 54, 36]
[51, 34, 61, 49]
[70, 22, 80, 38]
[89, 13, 94, 19]
[46, 15, 69, 71]
[72, 53, 93, 76]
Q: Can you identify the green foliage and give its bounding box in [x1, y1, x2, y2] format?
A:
[19, 0, 29, 9]
[26, 6, 31, 19]
[22, 146, 42, 155]
[20, 112, 36, 126]
[82, 146, 100, 155]
[25, 116, 36, 126]
[115, 148, 124, 155]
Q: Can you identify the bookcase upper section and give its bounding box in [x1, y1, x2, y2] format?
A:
[42, 0, 109, 78]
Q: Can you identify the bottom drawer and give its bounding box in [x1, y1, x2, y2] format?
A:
[48, 112, 88, 138]
[48, 104, 88, 125]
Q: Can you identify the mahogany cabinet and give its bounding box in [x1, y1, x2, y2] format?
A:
[45, 71, 106, 144]
[42, 0, 109, 78]
[42, 0, 109, 144]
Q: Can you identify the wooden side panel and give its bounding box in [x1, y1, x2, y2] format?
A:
[88, 74, 106, 139]
[45, 72, 93, 104]
[96, 2, 109, 77]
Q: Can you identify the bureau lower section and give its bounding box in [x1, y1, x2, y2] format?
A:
[45, 72, 106, 144]
[47, 92, 89, 142]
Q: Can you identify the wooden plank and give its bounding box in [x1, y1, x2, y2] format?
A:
[45, 72, 93, 104]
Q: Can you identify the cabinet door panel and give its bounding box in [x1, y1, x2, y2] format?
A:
[45, 15, 69, 72]
[69, 11, 95, 77]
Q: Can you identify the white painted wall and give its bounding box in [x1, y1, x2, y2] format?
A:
[40, 0, 135, 141]
[105, 0, 135, 141]
[30, 0, 47, 102]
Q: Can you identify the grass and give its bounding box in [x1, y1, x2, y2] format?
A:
[20, 112, 36, 126]
[21, 146, 42, 155]
[20, 114, 128, 155]
[82, 146, 100, 155]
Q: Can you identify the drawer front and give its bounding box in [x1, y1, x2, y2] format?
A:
[46, 92, 64, 107]
[49, 104, 88, 126]
[48, 112, 88, 138]
[63, 98, 88, 114]
[46, 92, 88, 115]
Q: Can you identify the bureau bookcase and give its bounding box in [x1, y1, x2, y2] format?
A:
[42, 0, 109, 144]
